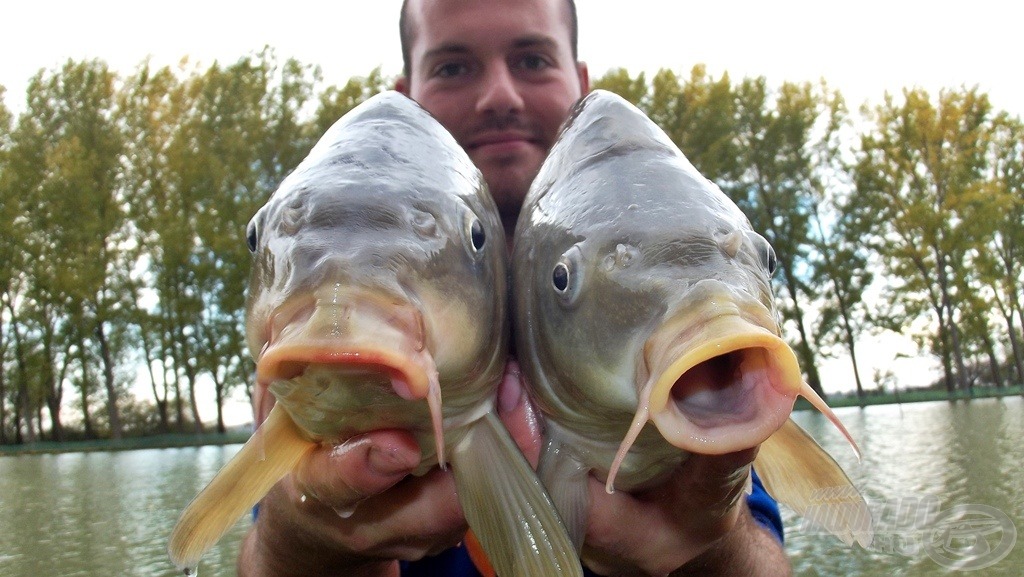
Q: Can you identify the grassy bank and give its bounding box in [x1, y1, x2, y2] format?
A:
[0, 430, 253, 456]
[794, 384, 1024, 410]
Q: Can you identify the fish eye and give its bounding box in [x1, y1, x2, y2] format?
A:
[550, 245, 583, 307]
[764, 245, 778, 278]
[744, 231, 777, 278]
[246, 219, 259, 253]
[552, 262, 570, 292]
[470, 218, 486, 252]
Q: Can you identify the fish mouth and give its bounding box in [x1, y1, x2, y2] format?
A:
[604, 303, 801, 493]
[646, 317, 800, 454]
[255, 289, 446, 465]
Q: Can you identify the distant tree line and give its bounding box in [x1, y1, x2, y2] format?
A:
[0, 49, 1020, 444]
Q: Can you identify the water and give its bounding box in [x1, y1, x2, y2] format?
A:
[0, 445, 247, 577]
[1, 398, 1021, 576]
[785, 397, 1024, 576]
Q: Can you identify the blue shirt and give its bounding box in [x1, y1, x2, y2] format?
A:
[400, 469, 783, 576]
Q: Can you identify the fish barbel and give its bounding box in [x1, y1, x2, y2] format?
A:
[168, 91, 580, 577]
[512, 89, 872, 550]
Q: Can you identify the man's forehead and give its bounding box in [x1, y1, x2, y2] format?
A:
[423, 35, 560, 59]
[406, 0, 572, 50]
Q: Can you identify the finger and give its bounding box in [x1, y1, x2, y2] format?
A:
[294, 429, 421, 513]
[497, 358, 544, 467]
[336, 466, 469, 559]
[672, 448, 758, 515]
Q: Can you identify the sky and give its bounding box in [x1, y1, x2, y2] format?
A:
[3, 1, 1020, 425]
[2, 1, 1022, 116]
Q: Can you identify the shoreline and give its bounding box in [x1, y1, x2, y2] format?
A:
[3, 386, 1021, 456]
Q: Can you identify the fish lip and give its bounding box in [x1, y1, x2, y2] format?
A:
[639, 306, 800, 455]
[257, 341, 433, 399]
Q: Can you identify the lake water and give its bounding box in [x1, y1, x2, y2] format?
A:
[1, 397, 1021, 576]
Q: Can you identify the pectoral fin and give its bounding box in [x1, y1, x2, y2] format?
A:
[450, 411, 582, 577]
[168, 404, 316, 571]
[538, 436, 590, 552]
[755, 418, 873, 547]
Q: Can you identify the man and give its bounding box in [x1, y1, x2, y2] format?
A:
[238, 1, 792, 575]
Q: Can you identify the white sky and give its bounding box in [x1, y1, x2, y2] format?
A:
[2, 0, 1022, 117]
[4, 0, 1014, 423]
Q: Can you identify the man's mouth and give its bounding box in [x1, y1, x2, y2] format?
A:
[467, 131, 538, 152]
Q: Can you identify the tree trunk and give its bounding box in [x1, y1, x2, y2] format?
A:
[0, 318, 7, 444]
[95, 322, 122, 440]
[0, 364, 6, 444]
[41, 329, 63, 443]
[77, 336, 96, 438]
[10, 312, 33, 444]
[788, 294, 826, 398]
[981, 331, 1004, 387]
[139, 326, 169, 433]
[184, 361, 204, 435]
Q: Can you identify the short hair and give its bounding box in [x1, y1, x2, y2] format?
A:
[399, 0, 579, 79]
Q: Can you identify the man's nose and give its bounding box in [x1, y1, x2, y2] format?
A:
[476, 63, 524, 116]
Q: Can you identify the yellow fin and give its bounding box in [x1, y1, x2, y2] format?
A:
[168, 404, 316, 571]
[449, 411, 582, 577]
[756, 419, 873, 548]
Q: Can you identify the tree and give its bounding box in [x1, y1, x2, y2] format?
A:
[311, 67, 390, 138]
[591, 67, 647, 106]
[0, 85, 16, 442]
[972, 113, 1024, 385]
[853, 88, 994, 393]
[9, 59, 129, 438]
[720, 78, 839, 398]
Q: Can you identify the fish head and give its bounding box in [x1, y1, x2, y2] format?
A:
[245, 91, 508, 452]
[514, 90, 801, 482]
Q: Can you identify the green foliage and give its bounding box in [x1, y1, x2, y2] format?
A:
[1, 52, 1022, 443]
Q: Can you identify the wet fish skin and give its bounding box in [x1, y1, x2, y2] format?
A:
[168, 91, 581, 577]
[512, 89, 871, 550]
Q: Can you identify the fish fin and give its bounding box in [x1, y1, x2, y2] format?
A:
[168, 405, 316, 571]
[449, 411, 582, 577]
[755, 419, 873, 548]
[538, 436, 590, 552]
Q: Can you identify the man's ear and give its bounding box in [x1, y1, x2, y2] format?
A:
[395, 76, 410, 95]
[576, 61, 590, 95]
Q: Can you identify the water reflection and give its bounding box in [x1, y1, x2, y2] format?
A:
[0, 399, 1021, 576]
[0, 446, 247, 577]
[787, 397, 1023, 577]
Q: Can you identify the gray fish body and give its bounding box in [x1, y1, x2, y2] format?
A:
[246, 90, 507, 461]
[169, 91, 582, 576]
[514, 90, 790, 490]
[513, 90, 870, 550]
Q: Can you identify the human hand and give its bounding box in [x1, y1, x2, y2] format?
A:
[236, 409, 465, 576]
[238, 360, 541, 577]
[581, 449, 768, 576]
[505, 364, 789, 577]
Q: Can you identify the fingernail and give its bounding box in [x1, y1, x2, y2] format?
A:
[369, 445, 413, 476]
[499, 369, 523, 414]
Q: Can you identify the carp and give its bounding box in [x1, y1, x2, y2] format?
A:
[168, 91, 580, 577]
[512, 89, 872, 551]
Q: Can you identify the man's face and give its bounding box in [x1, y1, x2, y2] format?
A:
[397, 0, 589, 228]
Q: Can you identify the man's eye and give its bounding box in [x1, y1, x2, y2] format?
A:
[435, 62, 469, 78]
[517, 54, 550, 72]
